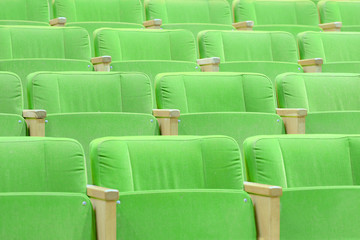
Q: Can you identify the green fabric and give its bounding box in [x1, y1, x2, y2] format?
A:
[298, 31, 360, 70]
[0, 0, 50, 24]
[0, 72, 23, 115]
[0, 192, 95, 240]
[156, 72, 277, 113]
[45, 113, 160, 183]
[0, 20, 48, 26]
[0, 114, 26, 136]
[0, 137, 87, 192]
[28, 72, 154, 114]
[244, 134, 360, 187]
[318, 1, 360, 26]
[90, 136, 243, 191]
[117, 190, 256, 240]
[253, 25, 322, 37]
[281, 187, 360, 239]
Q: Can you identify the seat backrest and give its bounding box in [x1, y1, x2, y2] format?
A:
[199, 30, 299, 63]
[145, 0, 232, 24]
[0, 72, 23, 116]
[244, 135, 360, 188]
[27, 72, 153, 114]
[277, 73, 360, 112]
[94, 28, 197, 63]
[0, 0, 50, 25]
[53, 0, 144, 23]
[233, 0, 319, 26]
[90, 136, 243, 191]
[156, 72, 277, 113]
[318, 0, 360, 25]
[0, 137, 87, 193]
[298, 31, 360, 63]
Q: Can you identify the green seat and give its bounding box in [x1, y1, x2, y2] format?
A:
[90, 135, 256, 239]
[0, 0, 50, 26]
[276, 72, 360, 133]
[53, 0, 145, 56]
[198, 30, 303, 85]
[27, 71, 160, 183]
[0, 26, 93, 107]
[155, 72, 285, 160]
[319, 0, 360, 32]
[298, 31, 360, 73]
[94, 28, 200, 104]
[0, 72, 27, 136]
[145, 0, 235, 39]
[233, 0, 322, 37]
[0, 137, 95, 239]
[244, 134, 360, 239]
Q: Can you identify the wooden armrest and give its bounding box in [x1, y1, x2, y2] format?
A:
[298, 58, 323, 73]
[50, 17, 66, 27]
[196, 57, 220, 72]
[91, 56, 112, 72]
[244, 182, 282, 197]
[153, 109, 180, 136]
[276, 108, 307, 134]
[23, 110, 47, 119]
[143, 19, 162, 29]
[232, 21, 254, 30]
[23, 110, 47, 137]
[87, 185, 119, 201]
[319, 22, 342, 32]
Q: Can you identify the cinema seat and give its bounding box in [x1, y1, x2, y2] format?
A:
[232, 0, 341, 36]
[27, 71, 160, 183]
[198, 30, 321, 85]
[90, 135, 282, 240]
[298, 31, 360, 73]
[244, 134, 360, 239]
[319, 0, 360, 32]
[0, 137, 118, 240]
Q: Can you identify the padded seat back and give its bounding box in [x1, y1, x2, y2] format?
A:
[90, 136, 243, 191]
[244, 135, 360, 188]
[319, 1, 360, 26]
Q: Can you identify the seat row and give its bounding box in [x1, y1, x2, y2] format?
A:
[3, 133, 360, 239]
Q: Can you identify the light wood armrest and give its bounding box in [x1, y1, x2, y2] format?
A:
[196, 57, 220, 72]
[298, 58, 323, 73]
[244, 182, 282, 240]
[153, 109, 180, 136]
[87, 185, 118, 240]
[232, 21, 254, 30]
[319, 22, 342, 32]
[23, 110, 46, 137]
[91, 56, 112, 72]
[276, 108, 307, 134]
[143, 19, 162, 29]
[50, 17, 66, 27]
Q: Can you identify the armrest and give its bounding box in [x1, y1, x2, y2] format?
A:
[23, 110, 47, 137]
[276, 108, 307, 134]
[50, 17, 66, 27]
[153, 109, 180, 136]
[232, 21, 254, 31]
[91, 56, 112, 72]
[298, 58, 323, 73]
[196, 57, 220, 72]
[319, 22, 342, 32]
[143, 19, 162, 29]
[87, 185, 119, 240]
[244, 182, 282, 240]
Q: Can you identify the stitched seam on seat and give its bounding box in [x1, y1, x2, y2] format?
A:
[126, 143, 135, 191]
[347, 137, 356, 185]
[56, 75, 62, 113]
[182, 75, 190, 113]
[278, 139, 288, 188]
[200, 139, 207, 188]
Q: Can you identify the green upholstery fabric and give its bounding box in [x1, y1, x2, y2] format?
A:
[198, 30, 303, 84]
[0, 192, 94, 240]
[145, 0, 235, 37]
[28, 72, 159, 183]
[90, 136, 243, 191]
[276, 72, 360, 133]
[155, 72, 285, 158]
[233, 0, 321, 36]
[0, 26, 92, 106]
[117, 190, 256, 240]
[0, 0, 50, 26]
[94, 28, 200, 95]
[298, 31, 360, 73]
